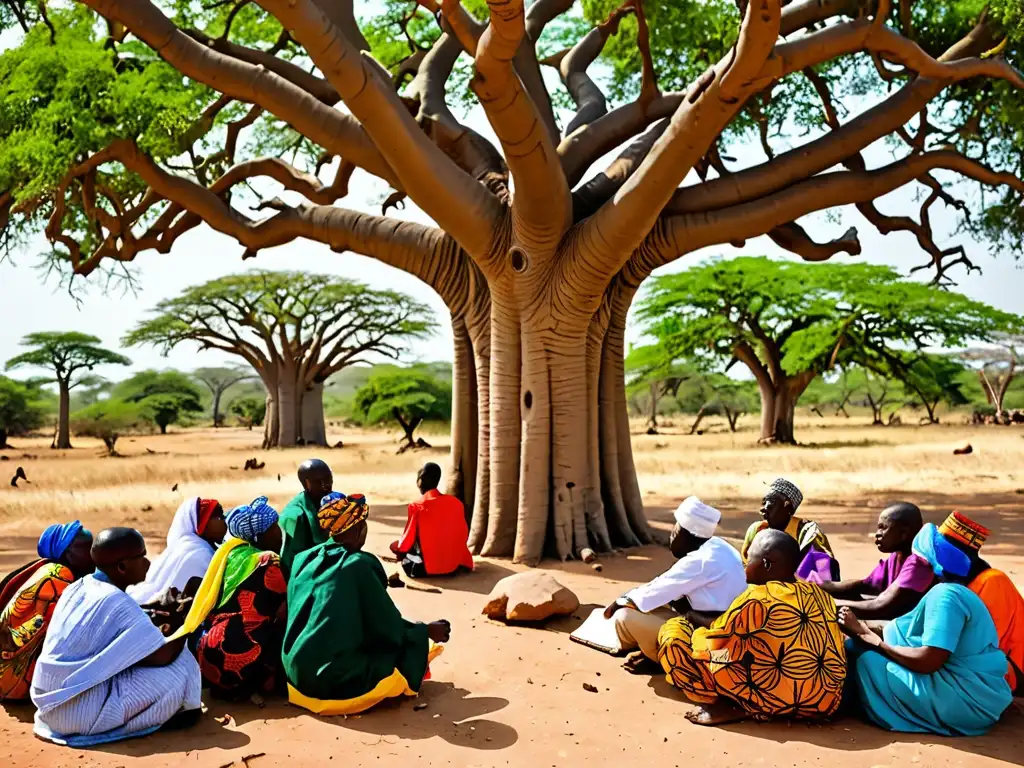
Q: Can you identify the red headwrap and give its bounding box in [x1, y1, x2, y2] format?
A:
[196, 498, 221, 535]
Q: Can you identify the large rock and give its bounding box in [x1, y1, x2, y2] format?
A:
[483, 571, 579, 622]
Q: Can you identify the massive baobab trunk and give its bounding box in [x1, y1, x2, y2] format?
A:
[44, 0, 1024, 562]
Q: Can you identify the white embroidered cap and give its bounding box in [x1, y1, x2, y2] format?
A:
[673, 496, 720, 539]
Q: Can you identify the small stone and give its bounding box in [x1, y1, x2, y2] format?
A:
[413, 702, 428, 711]
[582, 683, 598, 693]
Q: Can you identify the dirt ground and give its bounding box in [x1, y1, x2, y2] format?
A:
[2, 418, 1023, 767]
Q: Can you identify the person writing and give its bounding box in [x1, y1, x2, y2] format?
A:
[31, 528, 202, 746]
[819, 502, 933, 620]
[279, 459, 334, 576]
[390, 463, 474, 578]
[602, 497, 745, 673]
[284, 492, 450, 715]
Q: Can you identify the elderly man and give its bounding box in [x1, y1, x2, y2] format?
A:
[820, 502, 933, 620]
[741, 477, 838, 579]
[603, 497, 746, 672]
[279, 459, 334, 576]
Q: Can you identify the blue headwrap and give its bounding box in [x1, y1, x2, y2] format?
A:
[226, 496, 279, 544]
[37, 521, 84, 561]
[912, 523, 971, 579]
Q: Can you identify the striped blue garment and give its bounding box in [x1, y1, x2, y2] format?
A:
[30, 572, 202, 747]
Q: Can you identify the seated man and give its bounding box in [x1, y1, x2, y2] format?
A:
[283, 492, 451, 715]
[741, 477, 838, 580]
[819, 502, 933, 620]
[658, 529, 846, 726]
[390, 462, 474, 578]
[31, 528, 202, 747]
[602, 497, 746, 671]
[937, 511, 1024, 694]
[0, 522, 94, 701]
[279, 458, 334, 576]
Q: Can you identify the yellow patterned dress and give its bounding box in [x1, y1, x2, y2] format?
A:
[657, 580, 846, 720]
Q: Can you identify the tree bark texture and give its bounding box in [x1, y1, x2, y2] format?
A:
[56, 380, 72, 450]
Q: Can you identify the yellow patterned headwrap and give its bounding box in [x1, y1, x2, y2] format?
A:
[938, 511, 989, 552]
[318, 492, 369, 537]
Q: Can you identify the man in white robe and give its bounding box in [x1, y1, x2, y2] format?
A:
[31, 527, 202, 747]
[604, 497, 746, 671]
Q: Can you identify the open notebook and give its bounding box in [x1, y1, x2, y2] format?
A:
[569, 608, 625, 655]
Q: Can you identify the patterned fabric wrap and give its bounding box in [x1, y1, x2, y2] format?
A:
[37, 522, 83, 561]
[939, 511, 990, 552]
[227, 497, 279, 545]
[317, 492, 369, 537]
[769, 478, 804, 510]
[657, 581, 846, 720]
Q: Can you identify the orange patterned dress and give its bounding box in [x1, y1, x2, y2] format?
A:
[0, 560, 75, 700]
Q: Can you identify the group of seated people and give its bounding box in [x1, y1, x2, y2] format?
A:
[0, 459, 470, 745]
[605, 478, 1024, 735]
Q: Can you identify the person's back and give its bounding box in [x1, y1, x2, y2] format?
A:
[279, 459, 334, 575]
[391, 463, 474, 577]
[970, 567, 1024, 689]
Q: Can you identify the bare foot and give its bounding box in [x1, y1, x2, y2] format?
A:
[685, 702, 750, 726]
[622, 651, 661, 675]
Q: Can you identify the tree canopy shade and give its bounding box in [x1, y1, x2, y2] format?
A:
[353, 365, 453, 451]
[5, 332, 130, 449]
[636, 257, 1022, 442]
[112, 370, 205, 433]
[122, 271, 436, 447]
[0, 376, 48, 448]
[2, 0, 1024, 562]
[193, 366, 257, 427]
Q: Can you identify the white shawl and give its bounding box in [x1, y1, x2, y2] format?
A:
[128, 498, 216, 605]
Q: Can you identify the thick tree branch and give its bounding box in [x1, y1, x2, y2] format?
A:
[767, 222, 862, 261]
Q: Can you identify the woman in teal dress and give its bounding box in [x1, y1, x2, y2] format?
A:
[839, 523, 1012, 736]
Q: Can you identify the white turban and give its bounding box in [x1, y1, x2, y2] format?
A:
[673, 496, 720, 539]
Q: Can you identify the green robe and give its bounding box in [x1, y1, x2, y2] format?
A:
[282, 543, 430, 701]
[278, 492, 329, 577]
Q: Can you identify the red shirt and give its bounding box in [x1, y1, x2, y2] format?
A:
[391, 490, 474, 575]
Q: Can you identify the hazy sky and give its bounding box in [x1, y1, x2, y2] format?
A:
[2, 31, 1022, 385]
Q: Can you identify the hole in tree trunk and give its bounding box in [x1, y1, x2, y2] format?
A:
[510, 247, 528, 272]
[523, 390, 532, 409]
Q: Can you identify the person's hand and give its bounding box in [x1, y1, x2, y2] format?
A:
[837, 606, 869, 637]
[427, 620, 451, 644]
[603, 599, 627, 620]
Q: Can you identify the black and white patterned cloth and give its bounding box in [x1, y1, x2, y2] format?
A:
[769, 478, 803, 510]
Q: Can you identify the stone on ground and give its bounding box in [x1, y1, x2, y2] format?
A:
[483, 571, 579, 622]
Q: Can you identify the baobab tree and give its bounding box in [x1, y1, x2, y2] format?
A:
[123, 272, 435, 447]
[1, 0, 1022, 562]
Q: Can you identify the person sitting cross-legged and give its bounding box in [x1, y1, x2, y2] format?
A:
[31, 528, 202, 747]
[657, 529, 847, 726]
[603, 497, 746, 673]
[390, 463, 474, 578]
[819, 502, 934, 621]
[279, 459, 334, 577]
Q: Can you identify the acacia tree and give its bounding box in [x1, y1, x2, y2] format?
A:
[113, 370, 205, 433]
[957, 334, 1023, 422]
[638, 258, 1021, 442]
[123, 272, 435, 447]
[194, 366, 256, 426]
[353, 366, 453, 451]
[5, 332, 130, 449]
[2, 0, 1024, 562]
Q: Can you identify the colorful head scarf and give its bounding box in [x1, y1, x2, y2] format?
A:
[196, 498, 221, 535]
[769, 478, 803, 510]
[226, 496, 279, 544]
[37, 521, 84, 561]
[913, 523, 971, 579]
[938, 511, 989, 552]
[317, 492, 369, 537]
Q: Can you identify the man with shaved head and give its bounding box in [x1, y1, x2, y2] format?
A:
[279, 458, 334, 575]
[656, 528, 846, 727]
[30, 527, 202, 746]
[820, 502, 933, 620]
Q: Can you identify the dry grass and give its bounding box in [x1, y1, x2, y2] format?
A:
[0, 414, 1021, 539]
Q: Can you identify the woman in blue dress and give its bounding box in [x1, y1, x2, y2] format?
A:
[839, 523, 1012, 736]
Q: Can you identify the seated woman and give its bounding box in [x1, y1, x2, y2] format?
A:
[31, 528, 202, 746]
[0, 522, 94, 701]
[658, 530, 846, 726]
[841, 522, 1013, 736]
[741, 478, 838, 581]
[283, 492, 451, 715]
[129, 498, 227, 606]
[174, 497, 288, 701]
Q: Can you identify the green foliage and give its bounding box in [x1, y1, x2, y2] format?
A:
[352, 365, 452, 442]
[892, 354, 970, 422]
[69, 398, 151, 454]
[0, 375, 48, 441]
[230, 395, 267, 429]
[6, 331, 130, 385]
[112, 370, 204, 433]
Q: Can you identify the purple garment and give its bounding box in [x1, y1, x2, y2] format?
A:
[863, 551, 935, 593]
[796, 548, 836, 584]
